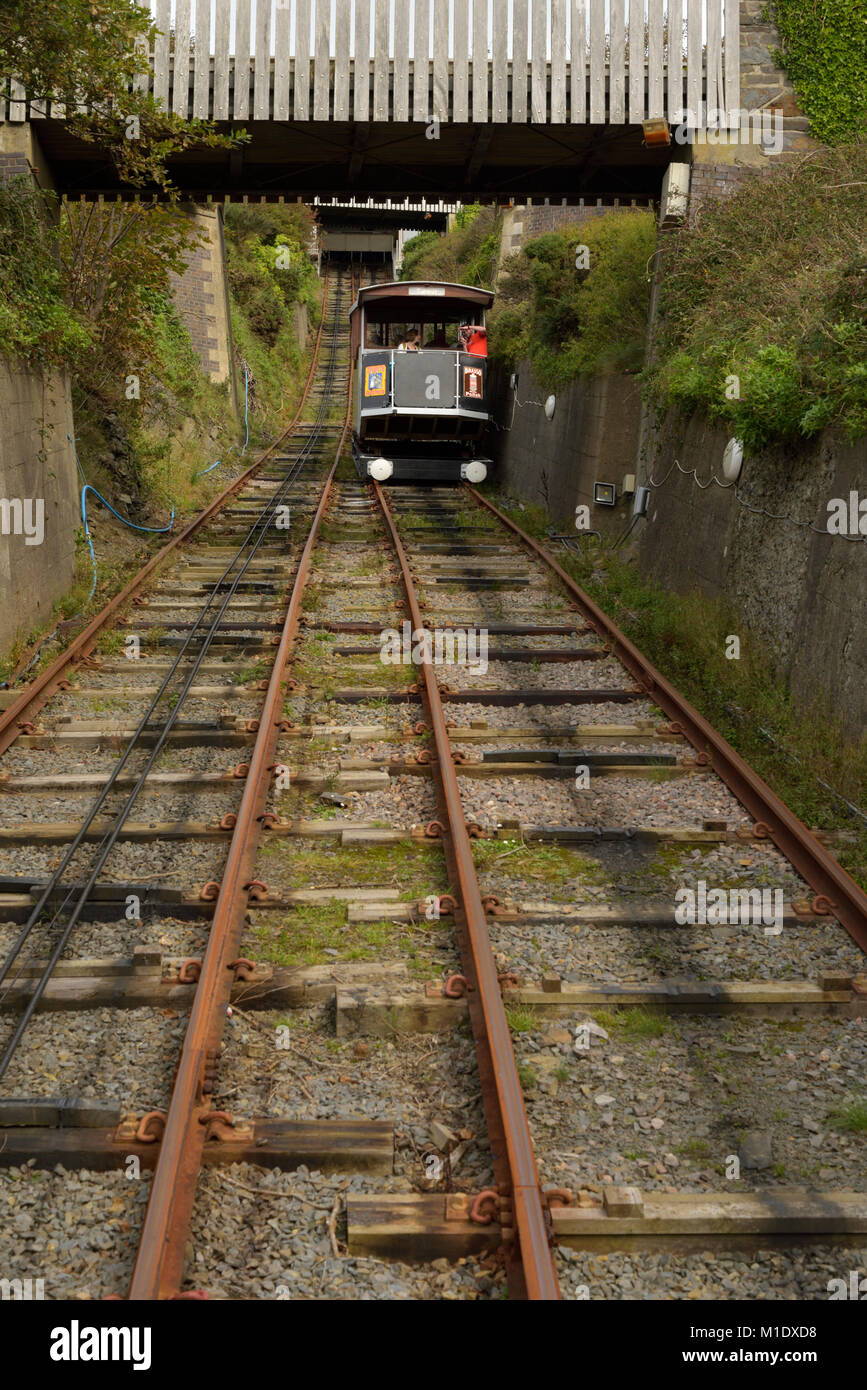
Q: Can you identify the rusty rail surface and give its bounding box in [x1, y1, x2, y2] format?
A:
[372, 482, 561, 1302]
[127, 274, 357, 1301]
[0, 267, 333, 758]
[466, 485, 867, 955]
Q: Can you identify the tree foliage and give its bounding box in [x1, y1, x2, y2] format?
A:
[0, 178, 91, 367]
[0, 0, 151, 107]
[60, 199, 199, 399]
[0, 0, 240, 189]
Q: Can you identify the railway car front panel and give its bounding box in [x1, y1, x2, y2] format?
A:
[349, 281, 495, 483]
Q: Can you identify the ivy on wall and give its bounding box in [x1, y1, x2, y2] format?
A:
[768, 0, 867, 144]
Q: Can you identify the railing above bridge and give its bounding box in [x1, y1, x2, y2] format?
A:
[313, 196, 459, 214]
[3, 0, 738, 128]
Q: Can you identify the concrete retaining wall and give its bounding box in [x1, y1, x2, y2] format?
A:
[491, 358, 867, 739]
[637, 418, 867, 740]
[491, 359, 644, 542]
[0, 362, 78, 652]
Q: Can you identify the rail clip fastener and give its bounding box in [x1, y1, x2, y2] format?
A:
[481, 894, 505, 916]
[135, 1111, 167, 1143]
[244, 880, 270, 902]
[227, 957, 257, 982]
[199, 1111, 251, 1144]
[443, 974, 473, 999]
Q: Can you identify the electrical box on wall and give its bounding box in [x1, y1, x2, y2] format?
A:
[661, 162, 691, 225]
[622, 474, 636, 495]
[633, 486, 650, 517]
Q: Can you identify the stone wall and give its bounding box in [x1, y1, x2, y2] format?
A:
[686, 1, 817, 219]
[0, 362, 79, 652]
[169, 203, 237, 408]
[635, 418, 867, 740]
[0, 122, 57, 193]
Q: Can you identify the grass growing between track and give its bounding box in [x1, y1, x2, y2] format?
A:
[250, 906, 447, 969]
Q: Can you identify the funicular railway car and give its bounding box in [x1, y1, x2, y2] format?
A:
[349, 280, 495, 483]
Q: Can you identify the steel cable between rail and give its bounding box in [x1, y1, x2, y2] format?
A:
[0, 271, 349, 1076]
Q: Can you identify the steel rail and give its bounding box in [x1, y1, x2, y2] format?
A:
[127, 271, 359, 1301]
[372, 482, 561, 1302]
[0, 265, 334, 758]
[0, 271, 349, 1074]
[465, 485, 867, 955]
[0, 273, 345, 978]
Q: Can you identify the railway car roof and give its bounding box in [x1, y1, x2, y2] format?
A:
[349, 281, 495, 317]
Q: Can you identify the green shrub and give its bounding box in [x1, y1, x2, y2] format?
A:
[400, 231, 443, 281]
[548, 542, 867, 892]
[224, 203, 322, 438]
[646, 140, 867, 447]
[490, 209, 656, 388]
[399, 206, 501, 287]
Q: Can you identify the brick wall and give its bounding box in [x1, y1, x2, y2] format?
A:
[168, 204, 234, 390]
[0, 151, 29, 180]
[687, 158, 777, 215]
[686, 2, 818, 221]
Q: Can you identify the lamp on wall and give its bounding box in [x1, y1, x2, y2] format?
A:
[642, 118, 671, 147]
[594, 482, 617, 506]
[722, 438, 744, 483]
